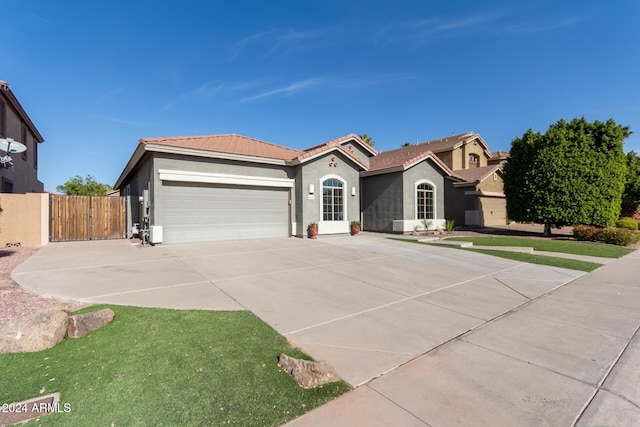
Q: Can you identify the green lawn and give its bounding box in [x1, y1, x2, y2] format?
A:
[466, 248, 602, 272]
[389, 237, 617, 272]
[444, 236, 634, 258]
[0, 306, 350, 426]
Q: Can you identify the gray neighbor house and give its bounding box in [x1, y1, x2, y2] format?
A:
[0, 80, 45, 194]
[114, 132, 507, 244]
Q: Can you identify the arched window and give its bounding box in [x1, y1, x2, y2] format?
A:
[469, 153, 480, 167]
[416, 183, 434, 220]
[322, 178, 344, 221]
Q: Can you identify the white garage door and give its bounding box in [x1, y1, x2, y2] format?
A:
[162, 182, 290, 244]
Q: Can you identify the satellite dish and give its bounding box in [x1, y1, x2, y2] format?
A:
[0, 138, 27, 154]
[0, 138, 26, 168]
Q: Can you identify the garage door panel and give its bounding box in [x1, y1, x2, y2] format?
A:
[480, 197, 507, 226]
[162, 182, 289, 244]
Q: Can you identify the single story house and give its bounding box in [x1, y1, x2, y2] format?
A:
[114, 131, 507, 244]
[114, 133, 377, 244]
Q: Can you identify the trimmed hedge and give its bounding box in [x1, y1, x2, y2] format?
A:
[573, 225, 640, 246]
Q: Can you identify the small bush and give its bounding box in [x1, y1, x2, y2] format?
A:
[597, 227, 640, 246]
[616, 217, 639, 230]
[445, 219, 455, 234]
[573, 224, 640, 246]
[572, 225, 600, 241]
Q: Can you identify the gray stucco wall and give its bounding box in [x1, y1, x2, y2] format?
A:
[297, 151, 362, 235]
[361, 159, 447, 233]
[0, 97, 43, 194]
[340, 141, 372, 168]
[361, 172, 403, 232]
[119, 154, 153, 227]
[444, 180, 476, 226]
[293, 165, 304, 236]
[401, 159, 446, 220]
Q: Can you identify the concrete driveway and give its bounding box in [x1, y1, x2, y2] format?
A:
[12, 235, 640, 426]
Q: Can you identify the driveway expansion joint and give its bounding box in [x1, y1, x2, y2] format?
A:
[571, 319, 640, 426]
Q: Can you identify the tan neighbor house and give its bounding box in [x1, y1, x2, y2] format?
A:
[405, 132, 508, 227]
[447, 165, 507, 226]
[0, 80, 45, 194]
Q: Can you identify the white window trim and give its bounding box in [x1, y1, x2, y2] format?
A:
[319, 174, 349, 234]
[415, 179, 436, 221]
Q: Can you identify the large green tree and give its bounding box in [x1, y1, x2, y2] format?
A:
[56, 175, 113, 196]
[623, 150, 640, 205]
[504, 117, 629, 235]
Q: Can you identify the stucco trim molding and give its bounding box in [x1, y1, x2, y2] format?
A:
[158, 169, 295, 188]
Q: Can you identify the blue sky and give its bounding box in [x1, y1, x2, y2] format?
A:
[3, 0, 639, 191]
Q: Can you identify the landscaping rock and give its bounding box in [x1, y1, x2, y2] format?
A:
[278, 354, 341, 388]
[0, 308, 69, 354]
[67, 308, 115, 338]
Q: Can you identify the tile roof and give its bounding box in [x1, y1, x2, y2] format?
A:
[452, 164, 502, 183]
[417, 132, 479, 153]
[490, 150, 510, 158]
[140, 134, 302, 161]
[368, 131, 484, 171]
[368, 147, 453, 175]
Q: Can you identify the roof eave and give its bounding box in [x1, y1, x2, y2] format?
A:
[404, 154, 453, 176]
[114, 143, 147, 189]
[1, 83, 45, 142]
[290, 145, 369, 170]
[452, 180, 479, 188]
[363, 153, 453, 177]
[114, 143, 291, 189]
[360, 165, 405, 177]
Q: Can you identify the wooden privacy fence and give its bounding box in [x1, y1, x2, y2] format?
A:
[50, 195, 127, 242]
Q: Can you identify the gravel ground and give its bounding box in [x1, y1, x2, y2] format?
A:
[0, 247, 84, 328]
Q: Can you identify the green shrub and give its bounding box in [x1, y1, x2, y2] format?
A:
[445, 219, 455, 234]
[573, 224, 640, 246]
[597, 227, 640, 246]
[572, 225, 600, 241]
[616, 217, 639, 230]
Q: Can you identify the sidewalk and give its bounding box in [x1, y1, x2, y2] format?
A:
[288, 249, 640, 426]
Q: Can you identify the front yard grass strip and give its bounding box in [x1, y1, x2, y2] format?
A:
[0, 305, 350, 426]
[389, 238, 601, 272]
[462, 248, 602, 272]
[444, 236, 633, 258]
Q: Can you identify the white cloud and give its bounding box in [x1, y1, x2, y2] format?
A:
[377, 12, 502, 46]
[162, 80, 263, 110]
[242, 78, 324, 101]
[230, 26, 340, 60]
